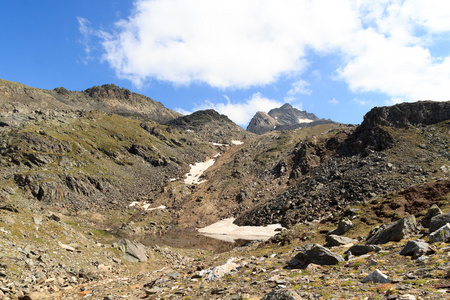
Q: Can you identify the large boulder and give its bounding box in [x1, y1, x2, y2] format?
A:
[429, 213, 450, 233]
[361, 269, 390, 284]
[112, 239, 148, 262]
[328, 218, 354, 236]
[429, 223, 450, 244]
[366, 215, 418, 245]
[420, 205, 442, 228]
[345, 245, 381, 256]
[325, 235, 357, 247]
[288, 244, 344, 269]
[399, 240, 435, 259]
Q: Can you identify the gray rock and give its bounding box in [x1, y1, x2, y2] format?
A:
[399, 240, 435, 259]
[345, 245, 381, 256]
[112, 239, 148, 262]
[420, 204, 442, 228]
[328, 218, 354, 236]
[366, 215, 417, 245]
[429, 213, 450, 233]
[325, 235, 357, 247]
[361, 269, 390, 283]
[429, 223, 450, 243]
[288, 244, 344, 269]
[261, 289, 303, 300]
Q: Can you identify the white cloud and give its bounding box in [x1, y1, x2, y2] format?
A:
[287, 80, 312, 96]
[329, 98, 339, 105]
[99, 0, 359, 88]
[77, 17, 93, 64]
[98, 0, 450, 102]
[177, 93, 283, 126]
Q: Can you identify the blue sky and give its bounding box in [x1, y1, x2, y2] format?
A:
[1, 0, 449, 126]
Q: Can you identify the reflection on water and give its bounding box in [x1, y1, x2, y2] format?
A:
[135, 231, 252, 253]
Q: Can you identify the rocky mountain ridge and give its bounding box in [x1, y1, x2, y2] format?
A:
[247, 103, 335, 134]
[0, 79, 181, 124]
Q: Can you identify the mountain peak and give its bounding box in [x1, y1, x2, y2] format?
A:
[247, 103, 333, 134]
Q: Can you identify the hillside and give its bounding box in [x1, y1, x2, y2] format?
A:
[0, 79, 181, 123]
[0, 79, 449, 299]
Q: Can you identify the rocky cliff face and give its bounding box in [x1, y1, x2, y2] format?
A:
[247, 103, 335, 134]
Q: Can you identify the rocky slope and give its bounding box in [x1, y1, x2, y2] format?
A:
[0, 79, 181, 124]
[247, 103, 335, 134]
[0, 78, 449, 299]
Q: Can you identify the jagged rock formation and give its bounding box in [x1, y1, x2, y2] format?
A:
[247, 103, 335, 134]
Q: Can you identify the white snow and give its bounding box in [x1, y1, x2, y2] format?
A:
[145, 205, 166, 211]
[129, 202, 166, 211]
[184, 156, 217, 185]
[231, 140, 244, 145]
[211, 142, 230, 147]
[198, 218, 283, 242]
[297, 118, 314, 123]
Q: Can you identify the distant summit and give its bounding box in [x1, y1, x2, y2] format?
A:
[247, 103, 335, 134]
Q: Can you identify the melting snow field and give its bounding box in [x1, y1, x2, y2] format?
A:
[198, 218, 283, 243]
[184, 157, 217, 185]
[184, 141, 244, 185]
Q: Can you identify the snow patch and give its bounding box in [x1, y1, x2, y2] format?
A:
[211, 142, 229, 147]
[129, 202, 166, 211]
[298, 118, 314, 123]
[231, 140, 244, 145]
[184, 155, 218, 185]
[198, 218, 283, 242]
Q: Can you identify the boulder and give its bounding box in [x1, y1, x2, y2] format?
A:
[429, 213, 450, 233]
[261, 289, 303, 300]
[325, 235, 357, 247]
[399, 240, 435, 259]
[112, 239, 148, 262]
[288, 244, 344, 269]
[420, 204, 442, 228]
[345, 245, 381, 256]
[366, 215, 418, 245]
[361, 269, 390, 283]
[328, 218, 354, 236]
[429, 223, 450, 243]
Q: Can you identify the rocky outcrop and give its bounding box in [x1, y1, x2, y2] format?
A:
[112, 239, 148, 262]
[325, 235, 357, 247]
[360, 101, 450, 128]
[247, 103, 335, 134]
[343, 101, 450, 154]
[429, 223, 450, 243]
[288, 244, 344, 268]
[429, 213, 450, 233]
[421, 204, 442, 228]
[328, 218, 354, 236]
[366, 215, 418, 245]
[168, 109, 251, 143]
[0, 79, 181, 124]
[399, 240, 435, 259]
[246, 112, 280, 134]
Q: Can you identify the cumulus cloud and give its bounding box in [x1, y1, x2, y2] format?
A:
[99, 0, 450, 102]
[177, 93, 283, 126]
